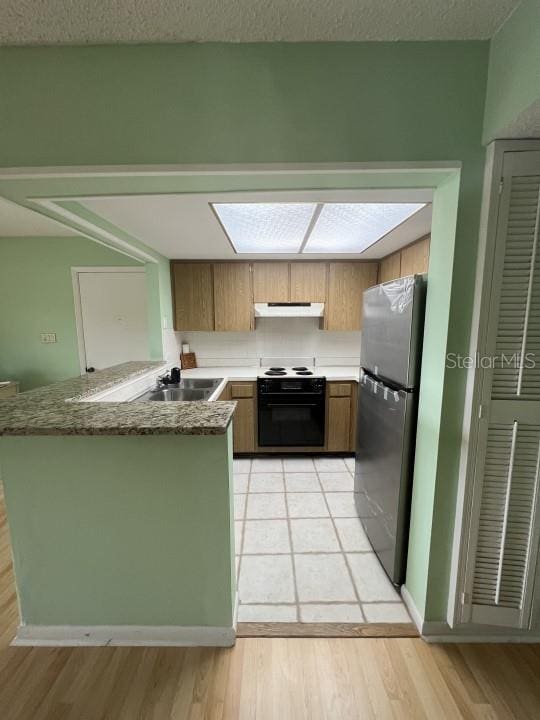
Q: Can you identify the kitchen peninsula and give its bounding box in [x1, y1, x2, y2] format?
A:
[0, 362, 237, 646]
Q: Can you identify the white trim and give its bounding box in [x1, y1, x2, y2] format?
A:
[422, 628, 540, 644]
[12, 624, 236, 647]
[448, 139, 540, 629]
[401, 584, 540, 643]
[400, 584, 423, 633]
[33, 199, 157, 263]
[0, 161, 461, 180]
[71, 266, 147, 376]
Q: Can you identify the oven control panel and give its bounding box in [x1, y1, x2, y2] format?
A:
[258, 377, 326, 394]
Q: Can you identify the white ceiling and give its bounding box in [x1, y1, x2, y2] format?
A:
[78, 190, 433, 260]
[0, 0, 519, 44]
[0, 197, 74, 237]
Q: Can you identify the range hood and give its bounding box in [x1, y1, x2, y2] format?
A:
[254, 302, 324, 318]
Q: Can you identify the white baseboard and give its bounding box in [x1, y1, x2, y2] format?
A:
[233, 591, 239, 629]
[400, 584, 423, 633]
[421, 630, 540, 643]
[401, 584, 540, 643]
[12, 623, 236, 647]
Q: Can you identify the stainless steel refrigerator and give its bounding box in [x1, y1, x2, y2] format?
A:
[354, 274, 426, 585]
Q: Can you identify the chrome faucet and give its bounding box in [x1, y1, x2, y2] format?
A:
[156, 367, 182, 388]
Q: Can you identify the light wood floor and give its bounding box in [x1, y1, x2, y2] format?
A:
[1, 490, 540, 719]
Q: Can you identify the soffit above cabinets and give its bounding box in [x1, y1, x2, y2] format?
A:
[76, 190, 433, 260]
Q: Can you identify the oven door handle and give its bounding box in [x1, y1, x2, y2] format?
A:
[266, 402, 319, 408]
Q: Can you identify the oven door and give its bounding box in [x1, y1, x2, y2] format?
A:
[258, 393, 325, 447]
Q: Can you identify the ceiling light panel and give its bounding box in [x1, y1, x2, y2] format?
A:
[303, 203, 426, 253]
[212, 202, 316, 253]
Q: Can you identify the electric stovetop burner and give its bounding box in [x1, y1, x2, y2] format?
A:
[265, 366, 287, 376]
[292, 366, 314, 375]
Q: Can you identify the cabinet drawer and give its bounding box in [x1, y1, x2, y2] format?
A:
[328, 383, 352, 397]
[230, 383, 254, 399]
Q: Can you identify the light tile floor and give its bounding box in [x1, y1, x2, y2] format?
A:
[233, 456, 411, 624]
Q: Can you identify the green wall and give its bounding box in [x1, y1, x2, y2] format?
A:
[0, 43, 488, 166]
[0, 42, 491, 622]
[1, 431, 235, 628]
[483, 0, 540, 141]
[0, 236, 142, 390]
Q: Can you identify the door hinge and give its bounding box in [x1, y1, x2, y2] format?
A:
[461, 591, 471, 605]
[478, 403, 484, 419]
[498, 178, 504, 195]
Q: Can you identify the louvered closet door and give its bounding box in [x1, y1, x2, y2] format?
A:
[467, 151, 540, 628]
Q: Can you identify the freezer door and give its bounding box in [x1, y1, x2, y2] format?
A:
[360, 275, 426, 388]
[354, 374, 417, 585]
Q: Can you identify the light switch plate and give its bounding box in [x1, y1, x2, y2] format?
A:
[40, 333, 57, 344]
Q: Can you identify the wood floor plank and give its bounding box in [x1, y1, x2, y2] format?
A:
[1, 489, 540, 719]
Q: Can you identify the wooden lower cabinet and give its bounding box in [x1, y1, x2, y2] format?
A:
[228, 382, 256, 453]
[326, 382, 357, 452]
[219, 380, 357, 454]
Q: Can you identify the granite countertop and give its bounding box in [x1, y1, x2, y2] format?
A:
[0, 361, 236, 437]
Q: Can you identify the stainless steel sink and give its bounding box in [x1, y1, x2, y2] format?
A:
[132, 378, 222, 402]
[180, 379, 220, 390]
[145, 388, 208, 402]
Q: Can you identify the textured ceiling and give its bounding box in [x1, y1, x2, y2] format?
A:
[0, 0, 520, 45]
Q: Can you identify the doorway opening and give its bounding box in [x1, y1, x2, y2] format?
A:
[71, 266, 150, 374]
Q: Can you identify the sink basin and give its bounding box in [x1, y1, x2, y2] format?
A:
[180, 379, 220, 390]
[144, 388, 209, 402]
[132, 378, 223, 402]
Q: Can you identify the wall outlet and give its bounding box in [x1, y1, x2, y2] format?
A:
[40, 333, 57, 344]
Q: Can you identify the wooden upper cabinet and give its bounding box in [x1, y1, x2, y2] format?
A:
[253, 263, 289, 302]
[400, 236, 430, 277]
[379, 252, 401, 284]
[213, 263, 253, 332]
[172, 263, 214, 331]
[326, 262, 378, 331]
[290, 263, 327, 302]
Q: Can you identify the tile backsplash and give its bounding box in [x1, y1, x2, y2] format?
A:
[166, 318, 361, 367]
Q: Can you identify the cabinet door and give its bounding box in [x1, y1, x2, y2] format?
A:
[326, 263, 378, 330]
[172, 263, 214, 331]
[230, 383, 255, 453]
[213, 263, 253, 331]
[253, 263, 289, 302]
[290, 262, 327, 302]
[327, 382, 353, 452]
[327, 399, 351, 452]
[379, 252, 401, 284]
[400, 236, 430, 276]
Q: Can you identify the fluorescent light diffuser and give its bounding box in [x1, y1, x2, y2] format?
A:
[212, 202, 316, 253]
[303, 203, 426, 253]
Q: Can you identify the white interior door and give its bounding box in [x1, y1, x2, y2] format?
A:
[463, 150, 540, 629]
[76, 269, 149, 372]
